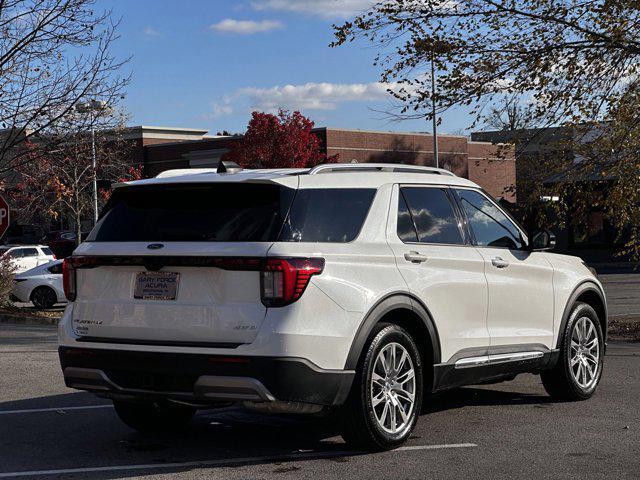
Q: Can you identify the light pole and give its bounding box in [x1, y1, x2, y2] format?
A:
[76, 99, 106, 225]
[430, 51, 439, 169]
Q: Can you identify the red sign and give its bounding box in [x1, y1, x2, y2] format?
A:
[0, 195, 9, 239]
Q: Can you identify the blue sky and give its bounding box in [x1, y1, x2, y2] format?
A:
[100, 0, 471, 135]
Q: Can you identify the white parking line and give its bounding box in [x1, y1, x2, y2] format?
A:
[398, 443, 478, 451]
[0, 443, 477, 478]
[0, 405, 112, 415]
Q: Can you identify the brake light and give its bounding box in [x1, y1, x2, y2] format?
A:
[260, 258, 324, 307]
[62, 258, 76, 301]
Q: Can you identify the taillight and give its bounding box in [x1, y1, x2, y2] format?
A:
[260, 258, 324, 307]
[62, 258, 76, 301]
[63, 256, 98, 301]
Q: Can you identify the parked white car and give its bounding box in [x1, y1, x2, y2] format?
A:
[12, 260, 65, 309]
[58, 162, 607, 450]
[0, 245, 55, 273]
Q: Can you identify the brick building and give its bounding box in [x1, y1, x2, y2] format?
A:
[136, 127, 516, 202]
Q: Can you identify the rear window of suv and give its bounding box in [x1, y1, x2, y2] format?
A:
[87, 183, 376, 243]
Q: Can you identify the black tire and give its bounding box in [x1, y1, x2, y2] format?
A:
[341, 323, 423, 451]
[113, 400, 196, 433]
[30, 286, 57, 309]
[541, 302, 604, 401]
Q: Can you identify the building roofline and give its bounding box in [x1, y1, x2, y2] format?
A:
[133, 125, 210, 134]
[318, 127, 470, 139]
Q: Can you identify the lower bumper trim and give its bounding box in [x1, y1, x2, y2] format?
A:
[59, 347, 354, 406]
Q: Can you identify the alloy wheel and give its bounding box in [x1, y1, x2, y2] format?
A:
[370, 342, 416, 435]
[570, 316, 600, 389]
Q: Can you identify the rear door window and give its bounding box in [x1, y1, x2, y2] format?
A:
[399, 187, 464, 245]
[279, 188, 376, 242]
[22, 248, 39, 257]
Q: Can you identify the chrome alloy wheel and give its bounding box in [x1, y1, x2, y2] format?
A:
[370, 342, 416, 434]
[570, 316, 600, 389]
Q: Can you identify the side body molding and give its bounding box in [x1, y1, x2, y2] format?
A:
[344, 293, 442, 370]
[556, 280, 608, 349]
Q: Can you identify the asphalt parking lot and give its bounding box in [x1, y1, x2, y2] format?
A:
[0, 323, 638, 480]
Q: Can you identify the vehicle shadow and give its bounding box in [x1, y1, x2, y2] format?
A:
[424, 385, 554, 414]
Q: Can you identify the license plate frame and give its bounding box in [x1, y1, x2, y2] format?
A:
[134, 271, 180, 300]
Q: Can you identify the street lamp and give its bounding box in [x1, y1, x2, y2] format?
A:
[75, 99, 107, 225]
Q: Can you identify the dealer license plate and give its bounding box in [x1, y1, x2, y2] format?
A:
[134, 272, 180, 300]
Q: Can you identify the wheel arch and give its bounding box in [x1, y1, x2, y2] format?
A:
[557, 281, 608, 349]
[344, 293, 441, 387]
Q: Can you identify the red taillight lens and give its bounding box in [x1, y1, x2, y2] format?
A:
[260, 258, 324, 307]
[62, 258, 76, 301]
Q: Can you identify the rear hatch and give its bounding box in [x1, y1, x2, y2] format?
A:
[70, 181, 295, 347]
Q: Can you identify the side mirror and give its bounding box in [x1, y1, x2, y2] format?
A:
[531, 229, 556, 251]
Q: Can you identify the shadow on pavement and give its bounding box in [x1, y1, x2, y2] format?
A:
[425, 386, 553, 415]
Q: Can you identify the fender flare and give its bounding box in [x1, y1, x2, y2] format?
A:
[556, 280, 608, 349]
[343, 293, 442, 370]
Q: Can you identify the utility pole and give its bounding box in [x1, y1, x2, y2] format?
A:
[76, 99, 106, 225]
[430, 51, 439, 168]
[91, 122, 97, 224]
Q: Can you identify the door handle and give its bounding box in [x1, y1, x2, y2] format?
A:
[491, 257, 510, 268]
[404, 251, 429, 264]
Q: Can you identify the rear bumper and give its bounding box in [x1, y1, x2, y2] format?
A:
[59, 347, 354, 406]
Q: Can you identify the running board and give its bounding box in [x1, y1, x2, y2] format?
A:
[454, 351, 544, 369]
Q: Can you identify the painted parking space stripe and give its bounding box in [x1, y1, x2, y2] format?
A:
[0, 443, 478, 478]
[0, 405, 112, 415]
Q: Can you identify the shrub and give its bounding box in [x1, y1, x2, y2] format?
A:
[0, 255, 17, 307]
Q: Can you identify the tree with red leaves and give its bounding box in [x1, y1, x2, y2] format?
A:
[222, 110, 337, 168]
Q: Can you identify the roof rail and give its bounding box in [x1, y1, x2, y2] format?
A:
[308, 163, 456, 176]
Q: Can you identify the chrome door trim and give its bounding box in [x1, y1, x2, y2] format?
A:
[454, 351, 544, 369]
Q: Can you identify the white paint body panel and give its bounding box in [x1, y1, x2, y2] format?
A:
[476, 247, 555, 348]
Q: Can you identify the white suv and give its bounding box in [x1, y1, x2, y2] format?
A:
[58, 162, 607, 450]
[1, 245, 55, 273]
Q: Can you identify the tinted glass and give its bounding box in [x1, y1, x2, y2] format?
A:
[22, 248, 39, 257]
[280, 189, 375, 243]
[397, 192, 418, 242]
[87, 184, 295, 242]
[456, 189, 524, 249]
[7, 249, 22, 258]
[48, 263, 63, 274]
[400, 187, 464, 244]
[41, 247, 53, 256]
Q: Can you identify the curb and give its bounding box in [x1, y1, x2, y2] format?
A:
[0, 313, 60, 326]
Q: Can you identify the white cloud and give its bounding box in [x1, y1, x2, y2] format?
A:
[205, 81, 398, 118]
[251, 0, 373, 19]
[143, 26, 161, 37]
[242, 82, 396, 110]
[210, 18, 283, 35]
